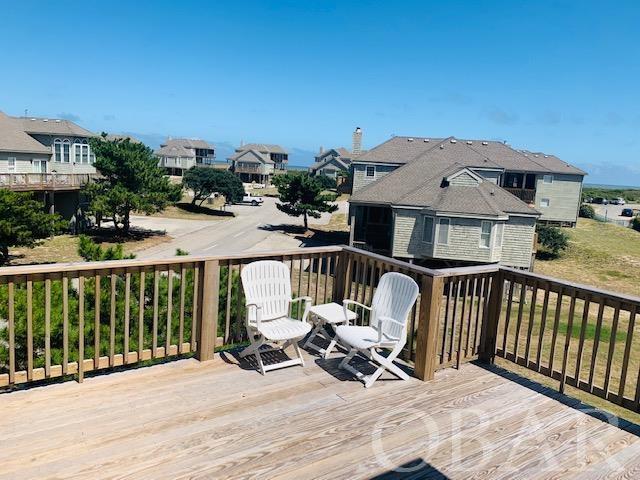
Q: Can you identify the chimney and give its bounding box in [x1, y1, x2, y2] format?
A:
[352, 127, 363, 155]
[319, 146, 324, 155]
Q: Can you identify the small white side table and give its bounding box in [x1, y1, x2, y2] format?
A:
[304, 302, 357, 359]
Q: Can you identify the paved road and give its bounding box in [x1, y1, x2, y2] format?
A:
[593, 203, 640, 224]
[132, 197, 345, 259]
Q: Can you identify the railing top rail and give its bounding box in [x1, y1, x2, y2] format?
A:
[342, 246, 446, 278]
[436, 264, 501, 277]
[500, 266, 640, 307]
[0, 245, 343, 277]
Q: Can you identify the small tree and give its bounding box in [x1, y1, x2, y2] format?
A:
[78, 235, 135, 261]
[315, 175, 337, 190]
[85, 135, 182, 233]
[0, 190, 64, 265]
[537, 224, 569, 257]
[579, 204, 596, 219]
[632, 216, 640, 232]
[273, 173, 338, 230]
[182, 167, 244, 205]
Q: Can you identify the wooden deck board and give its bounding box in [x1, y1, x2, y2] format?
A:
[0, 348, 637, 480]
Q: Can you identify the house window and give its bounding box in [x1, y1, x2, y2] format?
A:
[496, 223, 504, 247]
[32, 159, 47, 173]
[540, 198, 550, 208]
[437, 218, 450, 245]
[63, 139, 70, 162]
[543, 174, 554, 184]
[7, 157, 16, 171]
[422, 216, 434, 243]
[74, 141, 91, 164]
[55, 139, 71, 162]
[480, 221, 492, 248]
[366, 166, 375, 177]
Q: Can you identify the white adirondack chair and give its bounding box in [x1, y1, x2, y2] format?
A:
[239, 260, 312, 375]
[336, 272, 419, 388]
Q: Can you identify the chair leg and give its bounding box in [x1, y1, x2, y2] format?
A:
[323, 338, 338, 359]
[240, 334, 267, 375]
[303, 322, 322, 348]
[292, 340, 305, 367]
[339, 348, 358, 369]
[370, 346, 410, 381]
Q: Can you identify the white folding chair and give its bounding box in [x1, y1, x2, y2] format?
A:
[336, 272, 419, 388]
[239, 260, 312, 375]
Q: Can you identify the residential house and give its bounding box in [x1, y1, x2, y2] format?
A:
[309, 147, 352, 178]
[228, 143, 288, 184]
[0, 111, 97, 218]
[156, 138, 216, 176]
[349, 136, 586, 269]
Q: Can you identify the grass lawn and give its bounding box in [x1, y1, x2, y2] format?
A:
[535, 218, 640, 297]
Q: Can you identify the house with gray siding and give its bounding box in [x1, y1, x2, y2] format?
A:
[156, 138, 216, 176]
[349, 139, 547, 269]
[228, 143, 287, 185]
[309, 147, 352, 178]
[352, 136, 586, 227]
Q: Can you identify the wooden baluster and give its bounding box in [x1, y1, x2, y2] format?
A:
[152, 267, 159, 358]
[589, 298, 605, 393]
[501, 280, 515, 356]
[448, 279, 460, 362]
[179, 265, 186, 353]
[513, 279, 527, 361]
[78, 276, 85, 382]
[138, 270, 145, 360]
[548, 288, 564, 374]
[26, 278, 33, 381]
[44, 277, 51, 378]
[192, 264, 199, 348]
[110, 272, 117, 366]
[618, 306, 636, 403]
[524, 280, 538, 366]
[94, 273, 101, 369]
[479, 272, 503, 363]
[62, 274, 69, 375]
[440, 279, 452, 362]
[415, 275, 445, 380]
[166, 267, 173, 355]
[573, 294, 591, 383]
[314, 255, 322, 304]
[8, 281, 15, 385]
[456, 278, 469, 368]
[224, 261, 232, 344]
[297, 257, 304, 300]
[559, 290, 577, 394]
[236, 263, 244, 338]
[466, 277, 478, 358]
[535, 286, 551, 372]
[124, 271, 131, 363]
[602, 304, 621, 396]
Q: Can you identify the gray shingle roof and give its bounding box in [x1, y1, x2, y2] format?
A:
[351, 145, 539, 217]
[236, 143, 287, 154]
[355, 136, 586, 176]
[156, 138, 214, 158]
[0, 111, 94, 154]
[229, 149, 274, 164]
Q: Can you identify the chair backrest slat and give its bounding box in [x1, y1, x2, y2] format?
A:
[371, 272, 419, 340]
[241, 261, 292, 322]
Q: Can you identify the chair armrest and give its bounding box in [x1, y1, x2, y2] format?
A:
[291, 296, 313, 322]
[342, 299, 370, 326]
[245, 302, 263, 329]
[376, 316, 404, 342]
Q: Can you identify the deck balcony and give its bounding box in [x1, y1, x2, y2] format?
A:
[0, 172, 98, 191]
[0, 246, 639, 478]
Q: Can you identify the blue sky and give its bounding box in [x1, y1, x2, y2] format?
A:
[1, 0, 639, 185]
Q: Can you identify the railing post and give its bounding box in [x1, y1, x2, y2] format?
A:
[479, 270, 504, 364]
[196, 260, 219, 361]
[415, 274, 444, 381]
[332, 249, 349, 302]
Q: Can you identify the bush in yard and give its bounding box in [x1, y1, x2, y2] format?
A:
[0, 189, 65, 265]
[78, 235, 135, 261]
[315, 175, 337, 190]
[182, 167, 244, 205]
[537, 224, 569, 257]
[579, 204, 596, 219]
[632, 216, 640, 232]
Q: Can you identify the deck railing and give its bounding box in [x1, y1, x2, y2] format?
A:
[0, 173, 97, 191]
[0, 246, 638, 414]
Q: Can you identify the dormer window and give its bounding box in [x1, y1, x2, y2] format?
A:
[366, 166, 375, 177]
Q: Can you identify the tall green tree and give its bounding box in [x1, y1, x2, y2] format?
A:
[273, 173, 338, 230]
[0, 190, 64, 265]
[85, 135, 182, 233]
[182, 167, 245, 205]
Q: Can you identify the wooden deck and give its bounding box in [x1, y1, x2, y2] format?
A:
[1, 347, 639, 480]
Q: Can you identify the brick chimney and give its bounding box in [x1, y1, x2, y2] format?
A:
[352, 127, 362, 154]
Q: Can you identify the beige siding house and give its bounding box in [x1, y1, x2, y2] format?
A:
[156, 138, 216, 176]
[228, 143, 288, 184]
[349, 139, 544, 269]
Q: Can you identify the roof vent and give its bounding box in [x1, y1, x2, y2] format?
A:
[544, 155, 549, 158]
[466, 140, 472, 145]
[450, 139, 457, 143]
[408, 138, 414, 142]
[439, 144, 444, 149]
[55, 119, 61, 122]
[423, 138, 429, 142]
[30, 118, 36, 121]
[43, 119, 48, 122]
[482, 141, 488, 146]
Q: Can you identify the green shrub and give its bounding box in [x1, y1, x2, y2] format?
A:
[315, 175, 337, 190]
[579, 204, 596, 219]
[537, 224, 569, 257]
[78, 235, 135, 261]
[632, 217, 640, 232]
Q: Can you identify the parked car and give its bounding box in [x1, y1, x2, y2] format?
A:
[593, 197, 609, 205]
[238, 193, 264, 206]
[610, 197, 626, 205]
[621, 208, 635, 217]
